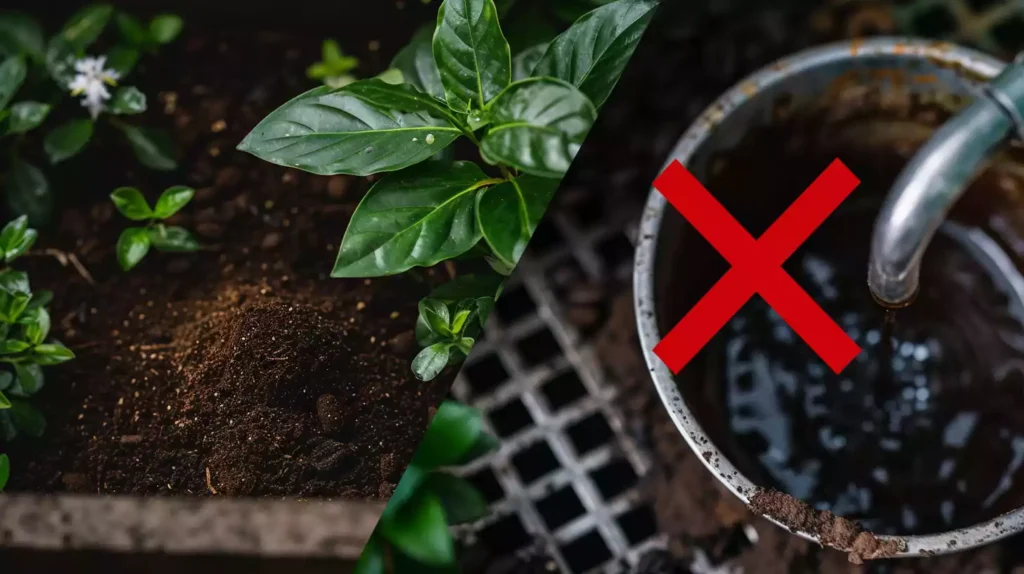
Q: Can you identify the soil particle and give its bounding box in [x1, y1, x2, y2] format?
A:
[316, 394, 344, 436]
[749, 489, 903, 563]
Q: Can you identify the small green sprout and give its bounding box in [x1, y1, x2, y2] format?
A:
[306, 39, 359, 88]
[110, 185, 200, 271]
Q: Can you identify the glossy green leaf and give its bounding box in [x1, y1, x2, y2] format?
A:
[351, 536, 385, 574]
[453, 336, 474, 357]
[149, 14, 184, 44]
[480, 77, 595, 177]
[44, 119, 93, 164]
[450, 308, 471, 335]
[391, 26, 445, 101]
[25, 290, 51, 311]
[117, 124, 177, 171]
[238, 85, 459, 177]
[459, 429, 499, 463]
[419, 298, 452, 338]
[428, 273, 504, 302]
[416, 314, 443, 347]
[13, 363, 42, 395]
[9, 399, 44, 437]
[6, 101, 50, 133]
[115, 12, 150, 48]
[153, 185, 194, 219]
[33, 342, 74, 365]
[342, 79, 460, 126]
[532, 0, 657, 106]
[117, 227, 151, 271]
[0, 12, 44, 61]
[427, 472, 490, 524]
[0, 216, 36, 263]
[0, 340, 29, 354]
[413, 400, 484, 468]
[0, 292, 29, 323]
[149, 225, 200, 252]
[110, 86, 146, 115]
[331, 161, 491, 277]
[60, 4, 113, 51]
[106, 45, 139, 75]
[382, 464, 427, 522]
[110, 187, 153, 220]
[0, 453, 9, 490]
[0, 390, 9, 410]
[44, 36, 76, 87]
[0, 55, 26, 110]
[0, 270, 29, 295]
[433, 0, 511, 111]
[382, 491, 454, 566]
[24, 308, 48, 346]
[412, 343, 451, 381]
[475, 296, 495, 327]
[512, 43, 546, 81]
[477, 175, 557, 265]
[6, 159, 52, 225]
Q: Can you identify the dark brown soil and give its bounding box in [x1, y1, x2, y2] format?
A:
[2, 26, 453, 498]
[749, 489, 903, 564]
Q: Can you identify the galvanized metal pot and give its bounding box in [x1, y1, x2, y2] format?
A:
[633, 37, 1023, 557]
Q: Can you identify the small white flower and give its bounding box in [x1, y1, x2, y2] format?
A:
[68, 56, 120, 119]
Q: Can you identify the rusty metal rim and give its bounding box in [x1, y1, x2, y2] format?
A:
[633, 36, 1023, 558]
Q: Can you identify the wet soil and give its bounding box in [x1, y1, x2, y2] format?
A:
[2, 27, 453, 498]
[662, 100, 1024, 536]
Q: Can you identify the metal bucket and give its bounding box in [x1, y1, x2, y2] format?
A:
[632, 37, 1024, 557]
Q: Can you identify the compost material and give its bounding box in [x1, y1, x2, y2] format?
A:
[3, 28, 450, 498]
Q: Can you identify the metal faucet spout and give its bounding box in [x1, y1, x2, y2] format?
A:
[868, 61, 1024, 306]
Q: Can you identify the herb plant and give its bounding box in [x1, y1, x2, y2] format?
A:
[240, 0, 657, 381]
[0, 216, 75, 488]
[0, 5, 182, 224]
[307, 39, 361, 89]
[354, 400, 498, 573]
[110, 185, 200, 271]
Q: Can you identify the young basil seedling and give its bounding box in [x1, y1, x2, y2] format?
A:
[239, 0, 658, 381]
[110, 185, 200, 271]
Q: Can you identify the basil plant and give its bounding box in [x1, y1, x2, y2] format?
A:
[239, 0, 658, 380]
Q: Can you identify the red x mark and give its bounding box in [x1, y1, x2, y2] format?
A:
[653, 159, 863, 375]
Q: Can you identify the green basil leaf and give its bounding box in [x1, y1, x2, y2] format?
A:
[106, 45, 139, 76]
[13, 362, 42, 397]
[0, 55, 27, 110]
[117, 124, 177, 170]
[480, 77, 595, 177]
[331, 161, 489, 277]
[44, 36, 76, 87]
[44, 119, 93, 164]
[0, 12, 44, 61]
[25, 307, 49, 345]
[6, 101, 50, 134]
[115, 12, 150, 48]
[429, 274, 504, 302]
[0, 340, 29, 354]
[390, 26, 445, 100]
[532, 0, 657, 106]
[148, 225, 200, 252]
[0, 270, 29, 295]
[110, 187, 153, 220]
[413, 400, 484, 468]
[0, 453, 9, 490]
[351, 536, 385, 574]
[0, 215, 28, 253]
[25, 290, 52, 311]
[450, 309, 472, 335]
[237, 85, 459, 177]
[117, 227, 151, 270]
[6, 159, 53, 225]
[33, 342, 74, 365]
[60, 4, 113, 51]
[454, 336, 475, 357]
[375, 68, 404, 85]
[148, 14, 183, 45]
[342, 79, 460, 126]
[475, 296, 495, 327]
[0, 390, 9, 410]
[415, 314, 444, 347]
[9, 399, 44, 437]
[382, 464, 427, 522]
[381, 491, 454, 566]
[418, 298, 452, 337]
[153, 185, 194, 219]
[109, 86, 146, 115]
[512, 43, 547, 81]
[477, 175, 557, 265]
[426, 472, 490, 524]
[411, 342, 451, 382]
[459, 430, 499, 463]
[434, 0, 511, 111]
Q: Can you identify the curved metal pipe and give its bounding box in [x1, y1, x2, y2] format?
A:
[868, 60, 1024, 306]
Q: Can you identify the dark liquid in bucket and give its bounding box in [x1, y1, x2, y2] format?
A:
[666, 103, 1024, 535]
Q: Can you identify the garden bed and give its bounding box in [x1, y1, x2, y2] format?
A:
[2, 23, 451, 499]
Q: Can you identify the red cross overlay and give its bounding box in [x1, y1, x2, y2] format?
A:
[652, 159, 863, 375]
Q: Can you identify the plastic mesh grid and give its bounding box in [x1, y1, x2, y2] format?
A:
[891, 0, 1024, 55]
